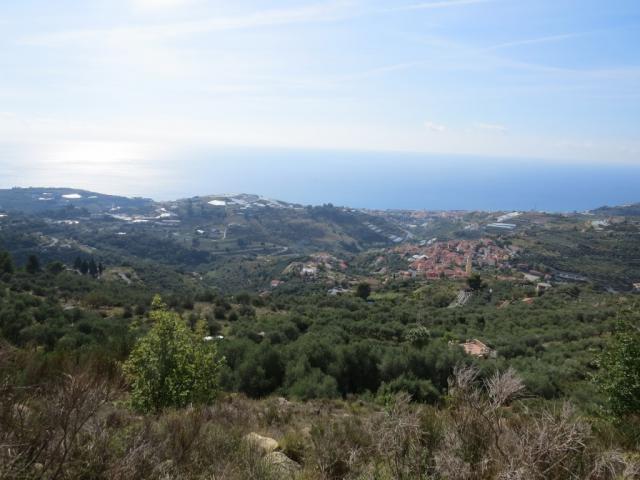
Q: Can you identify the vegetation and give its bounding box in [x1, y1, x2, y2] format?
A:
[356, 282, 371, 300]
[123, 295, 224, 413]
[1, 187, 639, 478]
[597, 305, 640, 419]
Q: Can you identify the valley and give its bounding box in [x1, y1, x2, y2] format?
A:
[1, 187, 639, 479]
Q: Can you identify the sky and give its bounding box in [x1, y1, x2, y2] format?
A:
[1, 0, 640, 203]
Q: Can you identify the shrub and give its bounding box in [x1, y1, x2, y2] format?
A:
[378, 375, 440, 404]
[123, 295, 225, 412]
[596, 305, 640, 418]
[356, 282, 371, 300]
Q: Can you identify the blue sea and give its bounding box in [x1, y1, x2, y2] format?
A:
[153, 148, 640, 212]
[3, 147, 640, 212]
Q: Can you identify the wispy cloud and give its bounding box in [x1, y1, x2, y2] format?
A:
[476, 122, 507, 133]
[130, 0, 198, 11]
[22, 1, 355, 46]
[424, 121, 447, 132]
[390, 0, 496, 12]
[486, 32, 585, 50]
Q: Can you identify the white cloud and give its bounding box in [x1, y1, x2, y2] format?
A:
[476, 122, 507, 133]
[23, 1, 354, 46]
[424, 121, 447, 132]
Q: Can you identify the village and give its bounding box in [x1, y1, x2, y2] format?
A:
[392, 238, 516, 280]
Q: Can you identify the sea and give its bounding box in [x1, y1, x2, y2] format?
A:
[3, 146, 640, 212]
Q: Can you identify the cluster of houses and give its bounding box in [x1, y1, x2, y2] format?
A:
[393, 239, 514, 280]
[282, 252, 348, 280]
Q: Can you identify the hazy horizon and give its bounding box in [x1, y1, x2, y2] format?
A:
[2, 1, 639, 173]
[3, 147, 640, 212]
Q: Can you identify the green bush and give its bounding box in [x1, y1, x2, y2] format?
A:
[596, 305, 640, 418]
[123, 295, 225, 412]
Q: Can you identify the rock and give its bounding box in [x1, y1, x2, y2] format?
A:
[275, 396, 292, 409]
[264, 451, 301, 477]
[244, 432, 279, 455]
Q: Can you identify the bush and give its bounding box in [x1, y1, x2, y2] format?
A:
[356, 282, 371, 300]
[123, 295, 225, 412]
[378, 375, 440, 404]
[596, 305, 640, 418]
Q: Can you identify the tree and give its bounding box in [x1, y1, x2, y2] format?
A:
[80, 260, 89, 275]
[0, 251, 14, 274]
[25, 254, 40, 274]
[88, 258, 98, 277]
[356, 282, 372, 300]
[405, 326, 431, 348]
[46, 261, 65, 275]
[467, 273, 484, 291]
[596, 305, 640, 418]
[236, 342, 284, 397]
[123, 295, 225, 412]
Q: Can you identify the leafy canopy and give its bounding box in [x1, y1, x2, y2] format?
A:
[596, 304, 640, 418]
[123, 295, 224, 412]
[356, 282, 372, 300]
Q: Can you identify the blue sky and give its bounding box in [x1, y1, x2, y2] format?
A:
[1, 0, 639, 197]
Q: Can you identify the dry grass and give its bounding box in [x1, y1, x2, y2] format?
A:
[1, 348, 638, 480]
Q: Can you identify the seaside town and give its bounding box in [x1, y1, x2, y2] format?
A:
[392, 239, 517, 280]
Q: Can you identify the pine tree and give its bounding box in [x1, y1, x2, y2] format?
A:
[88, 258, 98, 277]
[25, 254, 40, 274]
[0, 251, 14, 274]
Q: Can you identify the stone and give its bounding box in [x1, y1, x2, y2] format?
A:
[264, 451, 301, 477]
[244, 432, 279, 455]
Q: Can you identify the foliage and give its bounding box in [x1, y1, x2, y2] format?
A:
[597, 304, 640, 418]
[25, 254, 40, 274]
[123, 295, 224, 412]
[0, 251, 14, 274]
[467, 273, 483, 291]
[356, 282, 372, 300]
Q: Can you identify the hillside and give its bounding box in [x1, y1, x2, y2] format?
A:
[2, 188, 640, 294]
[0, 187, 152, 213]
[0, 188, 407, 292]
[1, 188, 639, 478]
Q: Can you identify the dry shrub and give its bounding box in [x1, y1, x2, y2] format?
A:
[1, 343, 637, 480]
[280, 429, 308, 464]
[501, 403, 591, 479]
[373, 393, 424, 479]
[589, 450, 640, 480]
[107, 420, 157, 480]
[106, 404, 273, 480]
[435, 365, 636, 480]
[0, 372, 116, 479]
[308, 414, 372, 479]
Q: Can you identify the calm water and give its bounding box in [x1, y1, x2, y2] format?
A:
[3, 146, 640, 211]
